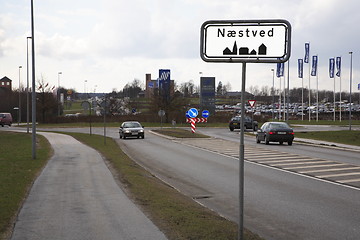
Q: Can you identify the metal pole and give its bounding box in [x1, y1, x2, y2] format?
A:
[58, 72, 62, 117]
[239, 62, 246, 240]
[334, 74, 336, 121]
[18, 66, 22, 125]
[308, 55, 311, 122]
[26, 37, 31, 133]
[349, 52, 353, 131]
[31, 0, 36, 159]
[302, 76, 304, 121]
[316, 66, 319, 122]
[286, 60, 290, 123]
[271, 69, 275, 120]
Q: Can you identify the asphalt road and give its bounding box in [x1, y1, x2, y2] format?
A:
[114, 127, 360, 240]
[10, 131, 167, 240]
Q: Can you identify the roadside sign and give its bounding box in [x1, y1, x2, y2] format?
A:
[200, 19, 291, 63]
[188, 108, 198, 118]
[202, 110, 210, 118]
[158, 110, 165, 117]
[248, 100, 256, 108]
[358, 83, 360, 90]
[186, 111, 191, 118]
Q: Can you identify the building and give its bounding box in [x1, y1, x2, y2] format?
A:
[0, 76, 12, 91]
[144, 73, 174, 98]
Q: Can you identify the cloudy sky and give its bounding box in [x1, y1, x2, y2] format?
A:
[0, 0, 359, 94]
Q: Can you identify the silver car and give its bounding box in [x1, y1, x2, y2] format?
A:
[119, 121, 145, 139]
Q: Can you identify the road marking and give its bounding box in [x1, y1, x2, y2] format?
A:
[271, 160, 332, 167]
[316, 172, 360, 178]
[247, 155, 300, 160]
[338, 178, 360, 183]
[256, 158, 318, 164]
[300, 167, 360, 174]
[283, 163, 346, 170]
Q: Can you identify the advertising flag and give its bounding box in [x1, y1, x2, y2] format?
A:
[336, 57, 341, 77]
[276, 62, 284, 77]
[311, 56, 318, 76]
[298, 59, 303, 78]
[304, 43, 310, 63]
[329, 58, 335, 78]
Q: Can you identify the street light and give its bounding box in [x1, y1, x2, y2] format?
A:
[84, 80, 87, 99]
[18, 66, 22, 125]
[271, 69, 275, 120]
[26, 37, 31, 133]
[349, 52, 353, 131]
[58, 72, 62, 116]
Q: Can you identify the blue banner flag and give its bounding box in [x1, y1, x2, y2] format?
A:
[298, 59, 303, 78]
[304, 43, 310, 63]
[329, 58, 335, 78]
[276, 62, 284, 77]
[336, 57, 341, 77]
[311, 56, 318, 76]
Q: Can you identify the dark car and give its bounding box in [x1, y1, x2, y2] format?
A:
[0, 113, 13, 127]
[229, 116, 258, 131]
[256, 122, 294, 145]
[119, 121, 145, 139]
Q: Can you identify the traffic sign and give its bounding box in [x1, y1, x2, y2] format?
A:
[202, 110, 210, 118]
[358, 83, 360, 90]
[158, 110, 165, 117]
[188, 108, 198, 118]
[248, 100, 256, 108]
[200, 19, 291, 63]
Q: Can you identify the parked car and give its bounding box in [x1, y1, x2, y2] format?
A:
[0, 113, 13, 127]
[256, 122, 294, 145]
[119, 121, 145, 139]
[229, 116, 258, 131]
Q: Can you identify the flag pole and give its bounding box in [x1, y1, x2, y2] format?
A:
[316, 57, 319, 122]
[308, 46, 311, 122]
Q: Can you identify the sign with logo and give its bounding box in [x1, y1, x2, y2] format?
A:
[248, 100, 256, 108]
[200, 19, 291, 63]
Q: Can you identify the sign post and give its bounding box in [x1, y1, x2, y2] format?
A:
[201, 19, 291, 240]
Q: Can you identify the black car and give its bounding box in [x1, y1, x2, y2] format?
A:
[119, 121, 145, 139]
[256, 122, 294, 145]
[229, 116, 258, 131]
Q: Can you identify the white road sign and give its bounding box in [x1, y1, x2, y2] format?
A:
[200, 20, 291, 63]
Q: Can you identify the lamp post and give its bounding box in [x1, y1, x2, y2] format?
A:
[271, 69, 275, 119]
[26, 37, 31, 133]
[349, 52, 353, 131]
[84, 80, 87, 99]
[18, 66, 22, 125]
[58, 72, 62, 117]
[31, 0, 36, 159]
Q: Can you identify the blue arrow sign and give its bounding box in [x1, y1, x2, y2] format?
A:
[186, 111, 191, 118]
[202, 110, 210, 118]
[188, 108, 198, 118]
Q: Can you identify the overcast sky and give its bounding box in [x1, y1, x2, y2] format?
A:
[0, 0, 359, 94]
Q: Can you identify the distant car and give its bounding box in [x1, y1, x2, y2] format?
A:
[229, 116, 258, 131]
[256, 122, 294, 145]
[119, 121, 145, 139]
[0, 113, 13, 127]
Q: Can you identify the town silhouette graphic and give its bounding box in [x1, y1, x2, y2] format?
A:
[223, 41, 267, 56]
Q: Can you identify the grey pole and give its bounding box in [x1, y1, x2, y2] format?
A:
[349, 52, 353, 131]
[18, 66, 22, 126]
[26, 37, 31, 133]
[58, 72, 62, 117]
[31, 0, 36, 159]
[271, 69, 275, 120]
[239, 62, 246, 240]
[286, 60, 290, 122]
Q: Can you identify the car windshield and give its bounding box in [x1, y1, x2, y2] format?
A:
[269, 122, 290, 129]
[123, 122, 141, 128]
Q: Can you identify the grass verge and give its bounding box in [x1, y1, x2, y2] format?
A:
[0, 132, 51, 239]
[295, 130, 360, 146]
[65, 132, 263, 240]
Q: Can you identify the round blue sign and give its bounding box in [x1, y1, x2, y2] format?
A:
[202, 110, 210, 118]
[185, 111, 191, 118]
[188, 108, 198, 118]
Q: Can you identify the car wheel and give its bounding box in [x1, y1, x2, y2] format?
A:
[288, 141, 293, 146]
[253, 125, 258, 131]
[142, 135, 145, 139]
[229, 127, 234, 131]
[123, 135, 126, 139]
[119, 133, 122, 139]
[265, 136, 270, 145]
[279, 141, 283, 145]
[256, 136, 260, 144]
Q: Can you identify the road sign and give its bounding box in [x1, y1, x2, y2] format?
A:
[202, 110, 210, 118]
[158, 110, 165, 117]
[188, 108, 198, 118]
[358, 83, 360, 90]
[248, 100, 256, 108]
[186, 118, 208, 123]
[200, 19, 291, 63]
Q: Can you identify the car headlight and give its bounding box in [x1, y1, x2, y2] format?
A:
[139, 129, 144, 133]
[124, 130, 131, 133]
